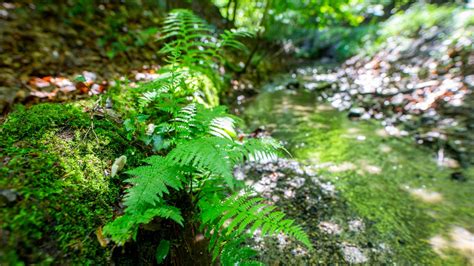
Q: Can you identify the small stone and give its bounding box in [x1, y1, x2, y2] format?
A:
[341, 244, 368, 264]
[0, 189, 19, 207]
[82, 71, 97, 82]
[408, 187, 443, 203]
[318, 221, 342, 235]
[348, 219, 365, 232]
[288, 177, 305, 189]
[253, 183, 266, 193]
[233, 167, 246, 180]
[348, 107, 365, 119]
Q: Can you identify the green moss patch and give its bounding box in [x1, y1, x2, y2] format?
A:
[0, 103, 144, 264]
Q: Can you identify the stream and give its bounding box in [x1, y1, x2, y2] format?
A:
[236, 69, 474, 264]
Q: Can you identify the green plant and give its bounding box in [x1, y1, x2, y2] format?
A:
[103, 9, 312, 265]
[159, 9, 251, 89]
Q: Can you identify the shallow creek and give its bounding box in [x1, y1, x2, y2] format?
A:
[237, 77, 474, 264]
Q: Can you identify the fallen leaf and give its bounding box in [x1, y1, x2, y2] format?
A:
[76, 82, 89, 94]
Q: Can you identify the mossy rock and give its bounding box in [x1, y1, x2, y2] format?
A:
[0, 102, 145, 264]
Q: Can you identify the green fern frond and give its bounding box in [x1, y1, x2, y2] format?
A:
[160, 10, 215, 64]
[136, 69, 191, 114]
[220, 234, 263, 266]
[103, 156, 186, 244]
[103, 9, 311, 265]
[154, 94, 188, 115]
[208, 116, 237, 139]
[241, 137, 286, 163]
[168, 136, 237, 187]
[159, 9, 248, 70]
[199, 191, 313, 261]
[219, 29, 253, 53]
[122, 156, 185, 213]
[170, 103, 197, 137]
[103, 204, 183, 244]
[194, 105, 240, 139]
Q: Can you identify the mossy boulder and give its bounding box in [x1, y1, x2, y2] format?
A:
[0, 102, 144, 264]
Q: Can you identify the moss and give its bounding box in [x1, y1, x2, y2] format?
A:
[0, 103, 144, 264]
[186, 72, 220, 107]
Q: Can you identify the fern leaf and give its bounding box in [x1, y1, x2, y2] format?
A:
[194, 105, 240, 139]
[103, 204, 183, 244]
[219, 29, 252, 53]
[168, 136, 237, 187]
[220, 234, 263, 266]
[123, 156, 185, 212]
[170, 103, 197, 139]
[199, 191, 313, 262]
[241, 137, 285, 163]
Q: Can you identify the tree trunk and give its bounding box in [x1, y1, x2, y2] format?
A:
[231, 0, 238, 24]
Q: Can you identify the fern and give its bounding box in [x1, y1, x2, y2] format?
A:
[220, 234, 263, 266]
[103, 9, 312, 265]
[129, 10, 249, 148]
[103, 204, 183, 245]
[199, 191, 313, 262]
[170, 103, 197, 140]
[103, 156, 186, 244]
[219, 29, 252, 53]
[195, 105, 239, 140]
[123, 156, 185, 211]
[242, 137, 286, 162]
[159, 9, 250, 88]
[168, 136, 238, 187]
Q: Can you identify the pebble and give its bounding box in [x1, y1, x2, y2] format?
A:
[341, 244, 368, 264]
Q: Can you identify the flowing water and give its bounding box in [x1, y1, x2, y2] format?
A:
[239, 77, 474, 264]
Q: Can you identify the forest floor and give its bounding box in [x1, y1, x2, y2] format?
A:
[0, 2, 167, 115]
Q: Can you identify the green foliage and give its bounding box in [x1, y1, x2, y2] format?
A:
[168, 137, 237, 187]
[116, 9, 251, 150]
[159, 9, 250, 89]
[296, 3, 474, 60]
[361, 4, 474, 58]
[220, 235, 263, 266]
[124, 156, 185, 211]
[160, 9, 251, 66]
[155, 239, 171, 263]
[213, 0, 364, 40]
[103, 9, 311, 264]
[199, 192, 313, 261]
[380, 4, 459, 38]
